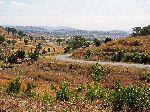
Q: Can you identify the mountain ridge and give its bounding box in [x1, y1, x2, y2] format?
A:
[5, 25, 129, 38]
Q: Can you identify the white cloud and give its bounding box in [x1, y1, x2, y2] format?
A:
[0, 0, 4, 5]
[11, 1, 29, 7]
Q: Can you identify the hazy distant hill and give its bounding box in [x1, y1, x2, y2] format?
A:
[6, 25, 129, 38]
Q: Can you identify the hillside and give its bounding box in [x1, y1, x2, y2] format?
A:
[72, 35, 150, 64]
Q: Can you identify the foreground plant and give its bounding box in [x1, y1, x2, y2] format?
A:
[90, 63, 108, 83]
[51, 82, 71, 101]
[108, 81, 150, 112]
[6, 77, 21, 94]
[86, 83, 106, 102]
[24, 82, 37, 97]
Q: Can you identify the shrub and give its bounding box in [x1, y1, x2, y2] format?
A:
[124, 52, 150, 64]
[86, 84, 106, 102]
[139, 73, 150, 82]
[6, 78, 21, 94]
[64, 47, 70, 53]
[0, 35, 5, 45]
[111, 49, 124, 62]
[24, 39, 28, 45]
[84, 50, 92, 59]
[12, 39, 16, 46]
[24, 82, 36, 97]
[28, 49, 39, 61]
[8, 53, 17, 64]
[90, 63, 107, 83]
[108, 81, 150, 112]
[93, 38, 101, 47]
[16, 49, 25, 60]
[47, 48, 51, 52]
[36, 42, 42, 50]
[42, 49, 47, 54]
[42, 91, 52, 103]
[51, 82, 71, 101]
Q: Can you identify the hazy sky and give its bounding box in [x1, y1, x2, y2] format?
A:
[0, 0, 150, 30]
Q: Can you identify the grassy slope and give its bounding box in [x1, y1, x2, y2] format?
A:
[72, 36, 150, 62]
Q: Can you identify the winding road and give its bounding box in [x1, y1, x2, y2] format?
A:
[55, 54, 150, 68]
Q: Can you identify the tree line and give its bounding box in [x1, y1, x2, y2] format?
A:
[132, 25, 150, 36]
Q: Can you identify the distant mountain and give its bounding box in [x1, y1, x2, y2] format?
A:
[5, 25, 129, 38]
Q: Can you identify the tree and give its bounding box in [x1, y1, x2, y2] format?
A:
[24, 38, 28, 45]
[67, 36, 90, 50]
[36, 42, 42, 50]
[5, 27, 11, 35]
[18, 30, 25, 37]
[104, 37, 112, 44]
[16, 48, 25, 61]
[8, 54, 17, 64]
[93, 38, 101, 47]
[12, 39, 16, 46]
[29, 35, 33, 42]
[11, 28, 17, 35]
[0, 35, 5, 45]
[48, 48, 51, 52]
[56, 38, 63, 46]
[132, 27, 141, 36]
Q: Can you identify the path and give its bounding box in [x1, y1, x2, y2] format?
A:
[55, 54, 150, 68]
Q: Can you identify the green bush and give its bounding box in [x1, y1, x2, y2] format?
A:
[90, 63, 107, 83]
[86, 83, 106, 102]
[28, 49, 39, 61]
[124, 52, 150, 64]
[84, 50, 92, 59]
[6, 78, 21, 94]
[16, 49, 25, 60]
[111, 49, 124, 62]
[8, 53, 17, 64]
[51, 82, 71, 101]
[24, 82, 36, 97]
[108, 81, 150, 112]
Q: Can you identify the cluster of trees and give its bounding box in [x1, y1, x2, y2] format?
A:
[66, 36, 90, 51]
[5, 27, 27, 37]
[132, 25, 150, 36]
[93, 37, 112, 47]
